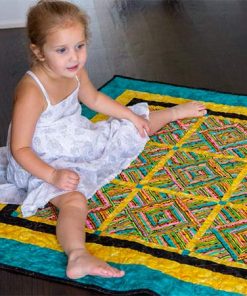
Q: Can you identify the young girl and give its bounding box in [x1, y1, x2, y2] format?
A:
[0, 0, 206, 279]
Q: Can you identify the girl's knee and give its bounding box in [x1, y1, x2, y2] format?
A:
[52, 191, 87, 209]
[67, 192, 87, 207]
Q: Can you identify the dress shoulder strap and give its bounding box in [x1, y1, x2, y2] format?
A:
[26, 71, 51, 105]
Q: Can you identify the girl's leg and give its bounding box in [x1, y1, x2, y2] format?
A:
[148, 101, 207, 135]
[51, 191, 125, 279]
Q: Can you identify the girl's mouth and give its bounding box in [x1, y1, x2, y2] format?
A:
[67, 64, 79, 71]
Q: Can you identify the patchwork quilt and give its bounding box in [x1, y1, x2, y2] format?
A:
[0, 76, 246, 296]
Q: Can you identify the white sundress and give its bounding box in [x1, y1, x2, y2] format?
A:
[0, 71, 149, 217]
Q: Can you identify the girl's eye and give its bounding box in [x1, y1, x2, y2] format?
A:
[77, 43, 85, 50]
[56, 48, 66, 54]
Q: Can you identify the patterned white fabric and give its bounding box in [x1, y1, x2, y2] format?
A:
[0, 71, 149, 217]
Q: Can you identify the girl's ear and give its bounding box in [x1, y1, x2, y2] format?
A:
[30, 44, 45, 62]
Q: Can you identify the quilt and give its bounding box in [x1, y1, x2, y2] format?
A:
[0, 76, 247, 296]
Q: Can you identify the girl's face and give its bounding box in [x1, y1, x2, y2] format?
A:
[36, 22, 87, 78]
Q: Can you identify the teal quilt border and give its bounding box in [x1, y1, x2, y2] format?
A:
[0, 238, 241, 296]
[82, 75, 247, 119]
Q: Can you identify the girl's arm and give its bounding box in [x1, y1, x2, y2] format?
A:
[10, 79, 55, 183]
[78, 69, 150, 136]
[78, 69, 135, 119]
[11, 78, 79, 191]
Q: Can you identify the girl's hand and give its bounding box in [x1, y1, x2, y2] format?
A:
[130, 114, 151, 137]
[49, 169, 80, 191]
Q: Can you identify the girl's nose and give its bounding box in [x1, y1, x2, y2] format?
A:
[70, 50, 78, 61]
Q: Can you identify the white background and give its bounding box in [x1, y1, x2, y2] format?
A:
[0, 0, 92, 28]
[0, 0, 36, 28]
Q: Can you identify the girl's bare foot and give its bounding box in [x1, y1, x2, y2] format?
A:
[171, 101, 207, 121]
[66, 248, 125, 279]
